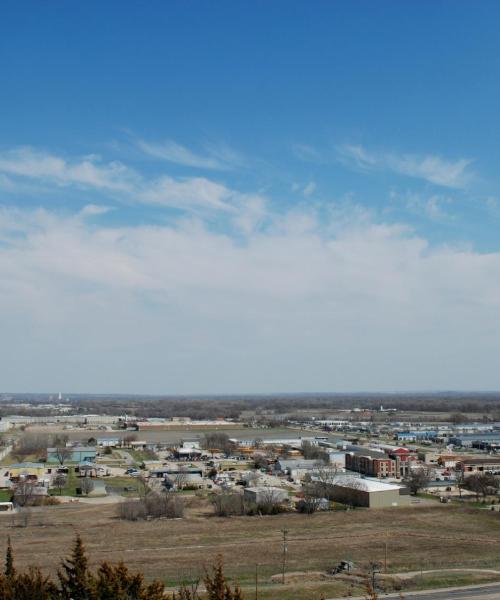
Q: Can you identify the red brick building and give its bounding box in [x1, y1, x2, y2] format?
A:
[346, 451, 396, 478]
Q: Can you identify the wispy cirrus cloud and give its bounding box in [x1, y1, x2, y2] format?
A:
[401, 192, 455, 222]
[140, 176, 234, 211]
[0, 146, 245, 213]
[137, 139, 245, 170]
[303, 181, 316, 197]
[337, 144, 474, 189]
[291, 143, 322, 162]
[0, 147, 135, 191]
[78, 204, 114, 218]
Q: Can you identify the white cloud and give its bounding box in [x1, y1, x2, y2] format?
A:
[337, 144, 474, 189]
[396, 191, 454, 222]
[137, 139, 245, 170]
[137, 140, 223, 170]
[0, 147, 135, 191]
[485, 197, 500, 216]
[292, 143, 322, 162]
[232, 195, 267, 234]
[0, 146, 241, 213]
[139, 176, 235, 211]
[79, 204, 114, 218]
[1, 204, 500, 393]
[303, 181, 316, 197]
[202, 142, 247, 169]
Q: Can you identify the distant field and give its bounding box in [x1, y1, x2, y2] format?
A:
[25, 426, 303, 445]
[1, 503, 500, 598]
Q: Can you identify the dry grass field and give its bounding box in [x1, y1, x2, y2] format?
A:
[1, 502, 500, 598]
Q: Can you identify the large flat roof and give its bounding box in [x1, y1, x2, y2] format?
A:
[335, 477, 404, 493]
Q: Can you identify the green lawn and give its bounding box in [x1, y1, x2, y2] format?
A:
[126, 449, 158, 464]
[99, 475, 144, 497]
[416, 492, 442, 502]
[0, 489, 12, 502]
[48, 468, 80, 496]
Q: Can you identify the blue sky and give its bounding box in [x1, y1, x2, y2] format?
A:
[1, 2, 500, 393]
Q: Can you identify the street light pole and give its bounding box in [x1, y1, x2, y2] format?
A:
[281, 529, 288, 585]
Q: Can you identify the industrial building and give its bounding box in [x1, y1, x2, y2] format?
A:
[243, 486, 289, 505]
[46, 446, 96, 464]
[331, 478, 410, 508]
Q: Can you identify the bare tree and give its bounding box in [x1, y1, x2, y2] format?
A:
[53, 473, 67, 495]
[176, 569, 201, 600]
[15, 433, 49, 458]
[117, 498, 146, 521]
[247, 487, 288, 515]
[202, 433, 234, 456]
[403, 467, 433, 495]
[455, 468, 466, 498]
[13, 480, 36, 507]
[51, 433, 69, 448]
[298, 489, 324, 514]
[54, 447, 73, 466]
[312, 463, 338, 499]
[80, 477, 95, 496]
[212, 490, 244, 516]
[174, 466, 190, 490]
[301, 440, 328, 462]
[123, 433, 138, 447]
[463, 473, 499, 501]
[253, 454, 268, 470]
[136, 475, 149, 499]
[117, 491, 184, 521]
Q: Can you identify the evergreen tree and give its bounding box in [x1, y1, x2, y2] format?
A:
[0, 540, 58, 600]
[12, 567, 59, 600]
[92, 560, 164, 600]
[204, 556, 243, 600]
[4, 537, 15, 580]
[58, 534, 92, 600]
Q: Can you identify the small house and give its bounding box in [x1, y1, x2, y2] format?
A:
[244, 486, 289, 505]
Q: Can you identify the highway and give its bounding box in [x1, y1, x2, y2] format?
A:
[399, 583, 500, 599]
[332, 582, 500, 600]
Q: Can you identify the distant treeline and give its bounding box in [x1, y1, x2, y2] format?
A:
[3, 393, 500, 419]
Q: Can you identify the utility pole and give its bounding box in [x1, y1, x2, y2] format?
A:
[281, 528, 288, 585]
[384, 533, 388, 572]
[369, 561, 381, 594]
[255, 563, 258, 600]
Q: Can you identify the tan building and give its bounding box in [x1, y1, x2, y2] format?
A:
[456, 458, 500, 475]
[331, 478, 411, 508]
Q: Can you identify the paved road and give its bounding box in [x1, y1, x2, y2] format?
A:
[340, 582, 500, 600]
[395, 583, 500, 599]
[118, 450, 135, 466]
